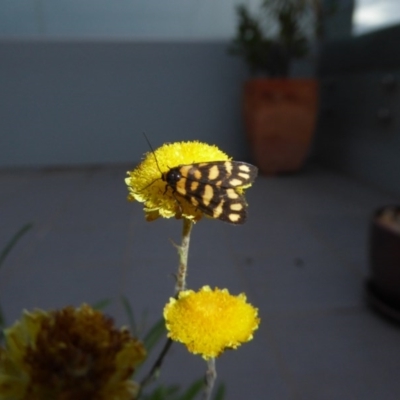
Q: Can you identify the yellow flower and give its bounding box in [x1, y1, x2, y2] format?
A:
[125, 141, 230, 222]
[163, 286, 260, 359]
[0, 304, 146, 400]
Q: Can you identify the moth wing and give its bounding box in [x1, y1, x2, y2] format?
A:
[185, 161, 258, 188]
[181, 182, 248, 225]
[172, 161, 257, 224]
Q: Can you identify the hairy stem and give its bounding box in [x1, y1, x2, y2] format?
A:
[175, 218, 193, 293]
[203, 358, 217, 400]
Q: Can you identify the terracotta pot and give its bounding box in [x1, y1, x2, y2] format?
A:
[367, 206, 400, 321]
[243, 78, 318, 175]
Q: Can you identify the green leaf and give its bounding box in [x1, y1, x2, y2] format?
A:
[142, 385, 180, 400]
[92, 298, 111, 311]
[121, 295, 137, 336]
[0, 223, 33, 329]
[0, 303, 5, 329]
[178, 379, 203, 400]
[213, 383, 226, 400]
[0, 223, 33, 268]
[143, 318, 166, 353]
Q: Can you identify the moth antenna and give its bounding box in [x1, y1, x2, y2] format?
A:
[143, 132, 162, 174]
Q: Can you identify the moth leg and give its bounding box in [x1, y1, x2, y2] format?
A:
[170, 187, 184, 217]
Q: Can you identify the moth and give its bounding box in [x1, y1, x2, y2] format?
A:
[141, 134, 258, 224]
[161, 160, 258, 225]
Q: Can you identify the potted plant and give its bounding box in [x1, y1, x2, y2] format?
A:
[367, 206, 400, 322]
[230, 0, 327, 174]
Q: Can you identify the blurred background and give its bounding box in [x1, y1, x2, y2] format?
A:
[1, 0, 398, 177]
[1, 1, 400, 399]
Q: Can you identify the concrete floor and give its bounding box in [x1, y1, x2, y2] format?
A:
[1, 163, 400, 399]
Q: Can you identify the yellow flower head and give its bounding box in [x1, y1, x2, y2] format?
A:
[125, 141, 232, 222]
[0, 304, 146, 400]
[163, 286, 260, 359]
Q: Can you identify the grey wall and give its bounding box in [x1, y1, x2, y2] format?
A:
[314, 24, 400, 197]
[0, 39, 250, 168]
[0, 0, 242, 39]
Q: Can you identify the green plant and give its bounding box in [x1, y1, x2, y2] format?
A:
[229, 0, 329, 77]
[0, 223, 33, 332]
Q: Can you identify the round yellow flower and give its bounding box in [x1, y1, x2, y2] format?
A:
[0, 304, 146, 400]
[163, 286, 260, 359]
[125, 141, 230, 222]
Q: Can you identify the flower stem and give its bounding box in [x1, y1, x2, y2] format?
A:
[138, 218, 194, 394]
[139, 338, 173, 392]
[175, 218, 193, 293]
[203, 358, 217, 400]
